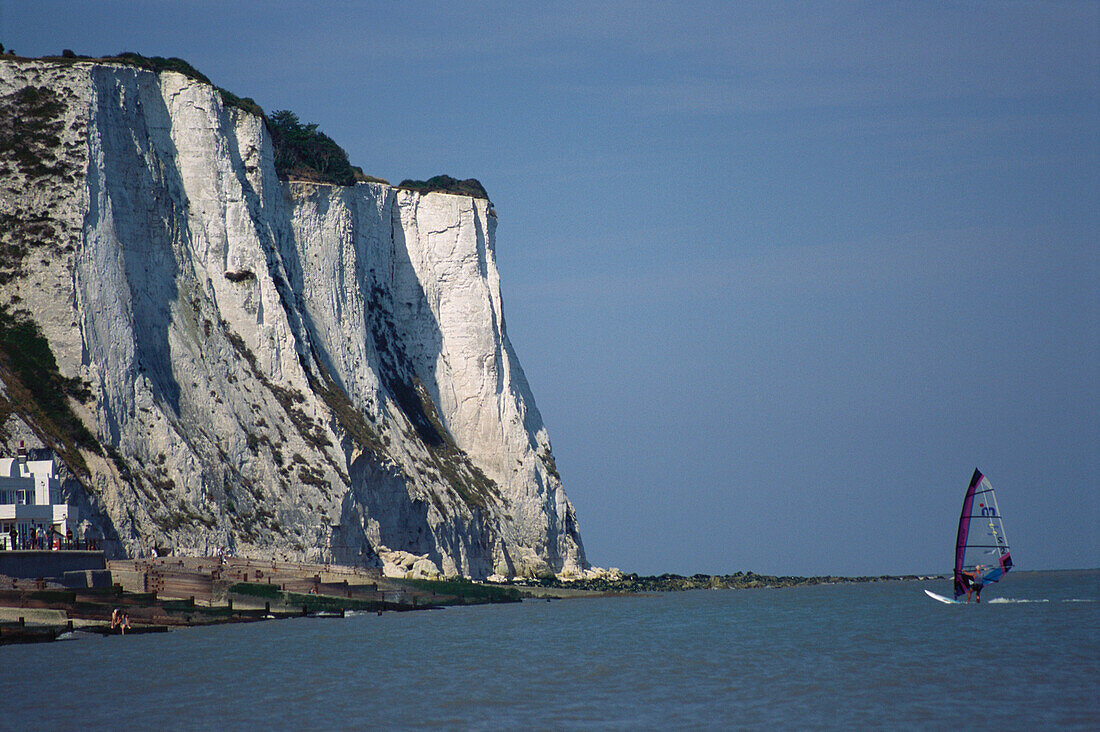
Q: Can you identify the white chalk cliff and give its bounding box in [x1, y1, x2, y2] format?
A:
[0, 58, 587, 578]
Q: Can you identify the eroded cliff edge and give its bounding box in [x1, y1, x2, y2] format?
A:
[0, 58, 587, 579]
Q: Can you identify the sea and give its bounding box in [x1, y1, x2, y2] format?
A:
[2, 569, 1097, 730]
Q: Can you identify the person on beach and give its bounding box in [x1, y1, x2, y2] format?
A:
[120, 613, 130, 635]
[110, 607, 120, 629]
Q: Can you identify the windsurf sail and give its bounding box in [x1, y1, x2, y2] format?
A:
[953, 468, 1013, 599]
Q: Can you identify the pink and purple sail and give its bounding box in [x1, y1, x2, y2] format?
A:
[953, 468, 1013, 599]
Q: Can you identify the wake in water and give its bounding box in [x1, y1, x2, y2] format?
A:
[987, 598, 1095, 604]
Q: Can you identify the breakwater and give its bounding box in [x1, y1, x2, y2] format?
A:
[508, 570, 937, 594]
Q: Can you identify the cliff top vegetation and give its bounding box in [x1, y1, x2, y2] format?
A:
[10, 50, 267, 119]
[3, 51, 366, 186]
[397, 175, 490, 200]
[3, 51, 494, 196]
[266, 109, 385, 187]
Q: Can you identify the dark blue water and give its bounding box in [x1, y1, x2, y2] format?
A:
[2, 570, 1097, 729]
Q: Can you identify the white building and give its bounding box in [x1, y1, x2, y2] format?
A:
[0, 447, 76, 550]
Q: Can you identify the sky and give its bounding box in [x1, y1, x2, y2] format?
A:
[3, 1, 1097, 576]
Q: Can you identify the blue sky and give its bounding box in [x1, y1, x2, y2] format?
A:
[4, 2, 1097, 575]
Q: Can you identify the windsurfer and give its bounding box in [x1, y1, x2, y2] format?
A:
[963, 566, 985, 603]
[943, 470, 1013, 604]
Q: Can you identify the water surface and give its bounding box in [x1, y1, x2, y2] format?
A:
[2, 570, 1096, 729]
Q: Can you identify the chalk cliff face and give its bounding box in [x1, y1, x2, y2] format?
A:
[0, 58, 586, 578]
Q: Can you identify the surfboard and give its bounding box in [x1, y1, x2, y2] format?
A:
[924, 589, 960, 604]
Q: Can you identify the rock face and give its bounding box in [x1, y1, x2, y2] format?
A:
[0, 58, 587, 578]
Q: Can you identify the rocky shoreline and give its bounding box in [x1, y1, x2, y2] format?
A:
[504, 570, 942, 595]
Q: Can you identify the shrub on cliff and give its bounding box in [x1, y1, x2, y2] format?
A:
[397, 175, 489, 200]
[267, 109, 358, 186]
[0, 306, 99, 470]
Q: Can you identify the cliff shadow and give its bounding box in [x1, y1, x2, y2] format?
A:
[270, 186, 443, 566]
[277, 185, 452, 450]
[385, 197, 452, 447]
[338, 453, 439, 568]
[89, 68, 185, 422]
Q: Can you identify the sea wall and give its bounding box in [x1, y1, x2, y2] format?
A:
[0, 550, 107, 580]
